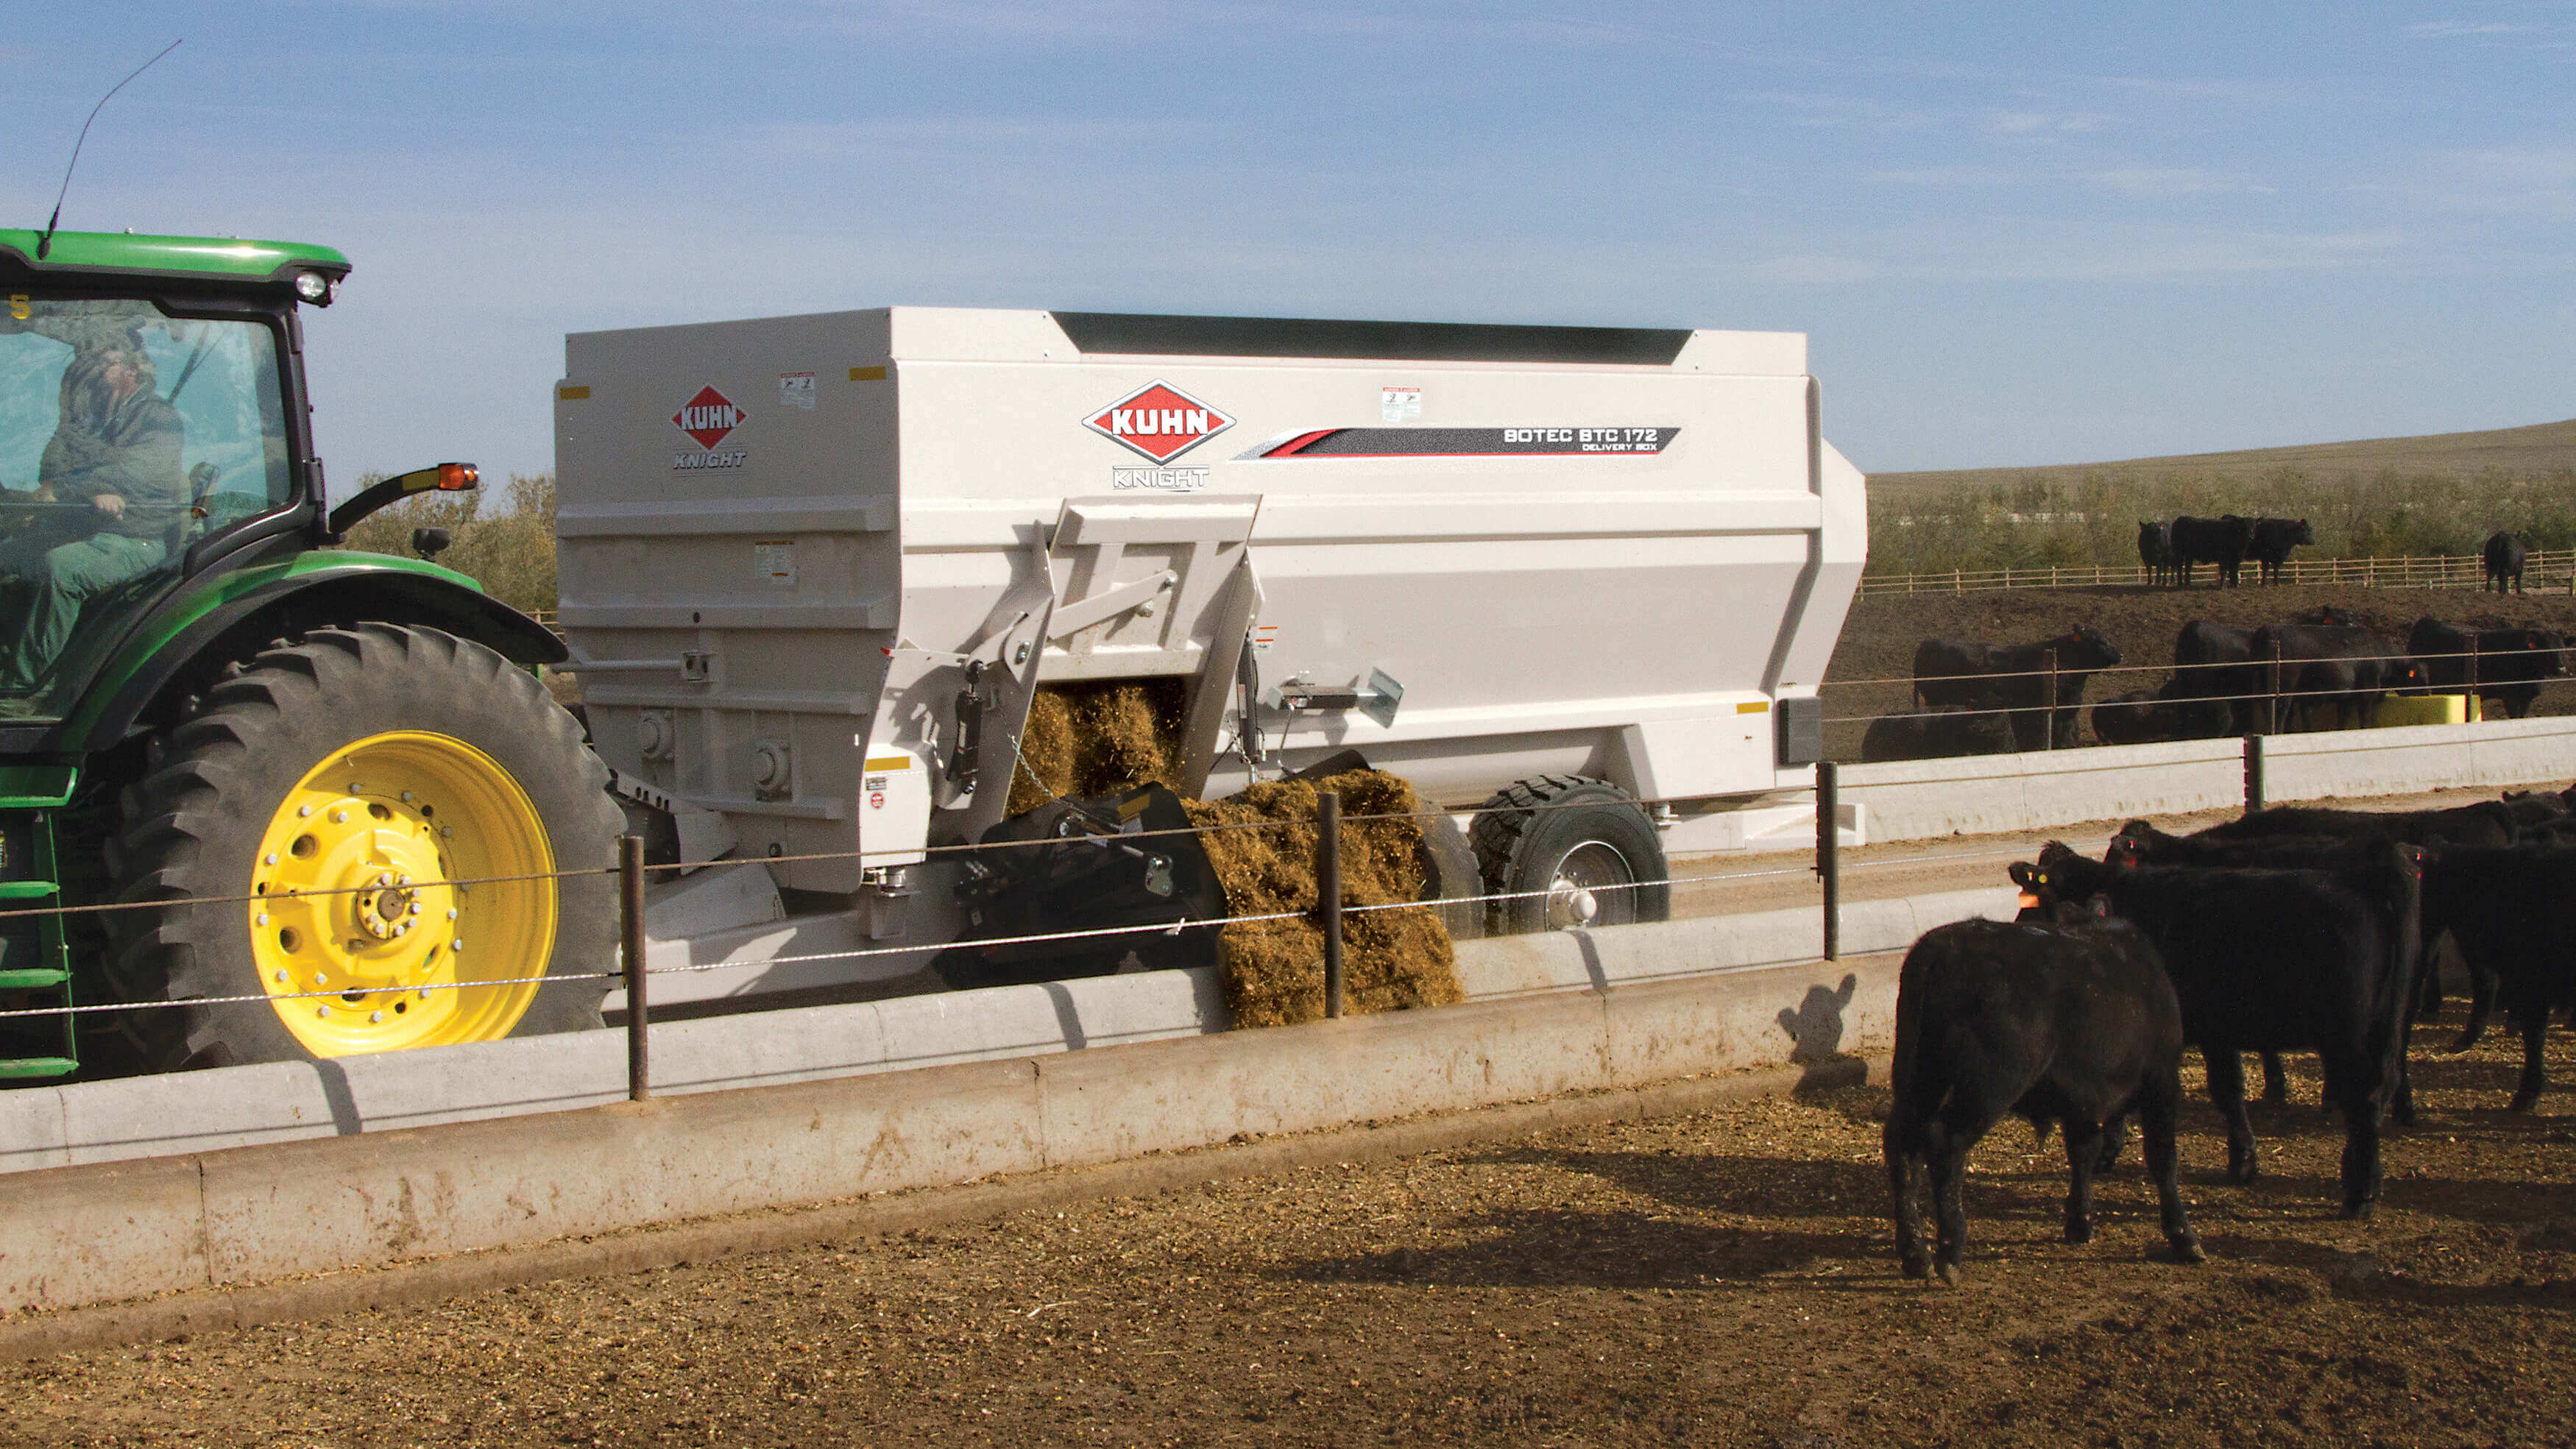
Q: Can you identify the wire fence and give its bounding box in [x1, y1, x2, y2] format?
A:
[1815, 641, 2569, 747]
[0, 780, 1989, 1093]
[0, 682, 2531, 1101]
[1857, 548, 2576, 597]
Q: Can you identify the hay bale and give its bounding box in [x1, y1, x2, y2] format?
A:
[999, 681, 1460, 1023]
[1005, 680, 1188, 815]
[1186, 769, 1465, 1028]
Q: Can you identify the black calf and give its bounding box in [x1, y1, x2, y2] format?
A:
[1885, 913, 2204, 1283]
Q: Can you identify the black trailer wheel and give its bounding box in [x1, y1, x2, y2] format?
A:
[105, 624, 621, 1069]
[1470, 775, 1669, 935]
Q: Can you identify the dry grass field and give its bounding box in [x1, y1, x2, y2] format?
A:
[1869, 417, 2576, 504]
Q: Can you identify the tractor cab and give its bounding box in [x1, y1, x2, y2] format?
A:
[0, 232, 339, 726]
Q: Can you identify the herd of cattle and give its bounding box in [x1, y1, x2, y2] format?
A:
[2136, 518, 2536, 592]
[1886, 787, 2576, 1283]
[1864, 610, 2570, 762]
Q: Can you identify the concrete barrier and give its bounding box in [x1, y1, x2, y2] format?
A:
[0, 885, 2019, 1178]
[0, 881, 2048, 1317]
[1843, 715, 2576, 841]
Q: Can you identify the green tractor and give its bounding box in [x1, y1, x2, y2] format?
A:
[0, 230, 620, 1078]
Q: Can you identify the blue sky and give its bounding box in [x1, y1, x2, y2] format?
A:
[5, 3, 2572, 486]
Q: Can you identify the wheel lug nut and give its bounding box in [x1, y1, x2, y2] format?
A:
[331, 810, 347, 823]
[369, 1011, 384, 1024]
[255, 913, 269, 926]
[316, 1007, 328, 1018]
[273, 970, 287, 983]
[297, 804, 313, 818]
[451, 939, 464, 952]
[263, 852, 278, 865]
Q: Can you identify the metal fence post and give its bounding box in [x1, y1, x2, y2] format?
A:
[1317, 790, 1344, 1019]
[2466, 634, 2481, 723]
[620, 834, 650, 1101]
[2264, 638, 2283, 735]
[2042, 648, 2059, 751]
[1816, 761, 1840, 961]
[2243, 734, 2265, 817]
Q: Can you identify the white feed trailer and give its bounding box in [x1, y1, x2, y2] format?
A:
[553, 310, 1866, 1003]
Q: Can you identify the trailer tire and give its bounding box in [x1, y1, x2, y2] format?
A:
[104, 624, 621, 1069]
[1471, 775, 1669, 935]
[1415, 812, 1485, 942]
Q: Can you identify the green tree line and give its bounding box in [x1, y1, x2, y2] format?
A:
[331, 471, 559, 614]
[1869, 467, 2576, 577]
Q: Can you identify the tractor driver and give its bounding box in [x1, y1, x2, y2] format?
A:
[0, 338, 185, 697]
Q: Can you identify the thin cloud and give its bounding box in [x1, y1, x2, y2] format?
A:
[2405, 20, 2538, 37]
[2087, 167, 2278, 197]
[1740, 90, 1940, 130]
[1863, 166, 2025, 187]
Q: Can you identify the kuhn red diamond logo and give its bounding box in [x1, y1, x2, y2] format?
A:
[673, 385, 747, 449]
[1084, 381, 1234, 464]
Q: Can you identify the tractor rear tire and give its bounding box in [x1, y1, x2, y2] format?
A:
[1470, 775, 1669, 936]
[105, 624, 621, 1069]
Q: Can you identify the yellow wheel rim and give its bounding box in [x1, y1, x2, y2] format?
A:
[247, 731, 558, 1056]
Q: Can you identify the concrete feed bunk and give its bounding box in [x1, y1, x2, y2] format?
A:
[553, 311, 1865, 1005]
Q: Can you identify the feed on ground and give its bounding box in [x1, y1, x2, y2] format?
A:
[5, 1013, 2566, 1447]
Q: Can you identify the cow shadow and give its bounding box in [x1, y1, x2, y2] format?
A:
[1273, 1207, 1879, 1292]
[2204, 1234, 2576, 1311]
[1472, 1145, 2076, 1231]
[1776, 973, 1863, 1092]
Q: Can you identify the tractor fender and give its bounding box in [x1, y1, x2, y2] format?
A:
[64, 556, 566, 753]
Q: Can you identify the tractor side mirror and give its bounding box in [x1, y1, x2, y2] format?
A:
[322, 462, 478, 539]
[412, 526, 454, 562]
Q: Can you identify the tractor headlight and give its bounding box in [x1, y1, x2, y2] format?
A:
[293, 270, 335, 305]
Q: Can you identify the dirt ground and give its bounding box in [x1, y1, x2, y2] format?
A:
[1824, 582, 2576, 760]
[3, 1014, 2569, 1448]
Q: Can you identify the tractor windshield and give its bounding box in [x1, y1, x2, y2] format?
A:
[0, 296, 291, 722]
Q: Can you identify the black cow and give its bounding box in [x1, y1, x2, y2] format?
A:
[2252, 623, 2424, 730]
[2015, 840, 2421, 1216]
[2090, 690, 2170, 746]
[1912, 627, 2123, 749]
[2106, 819, 2435, 1119]
[2138, 521, 2178, 587]
[2484, 531, 2528, 595]
[2199, 799, 2516, 850]
[2501, 787, 2575, 827]
[2171, 621, 2262, 736]
[1860, 706, 2017, 762]
[2169, 514, 2254, 587]
[2090, 679, 2232, 745]
[2247, 517, 2314, 585]
[2407, 617, 2569, 720]
[1884, 913, 2204, 1283]
[2416, 845, 2576, 1111]
[2195, 800, 2513, 1034]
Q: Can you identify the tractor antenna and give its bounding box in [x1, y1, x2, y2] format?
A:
[36, 39, 183, 261]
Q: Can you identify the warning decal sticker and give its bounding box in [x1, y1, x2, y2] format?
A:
[1245, 426, 1679, 458]
[1084, 380, 1235, 464]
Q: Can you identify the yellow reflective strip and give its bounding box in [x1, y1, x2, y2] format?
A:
[849, 366, 888, 381]
[557, 385, 590, 400]
[1736, 701, 1770, 714]
[863, 755, 912, 770]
